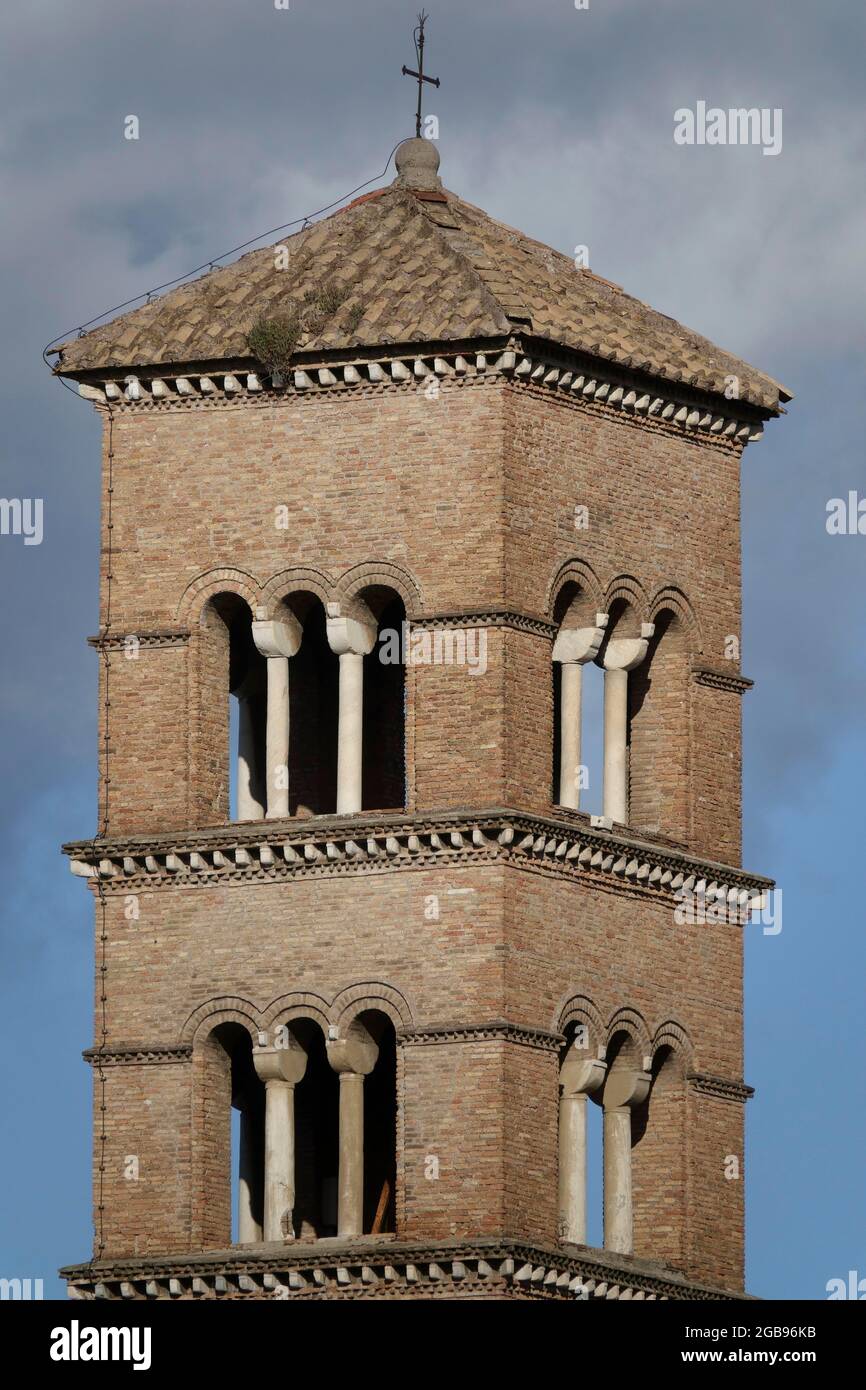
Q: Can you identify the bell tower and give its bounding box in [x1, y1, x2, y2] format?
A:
[57, 134, 787, 1302]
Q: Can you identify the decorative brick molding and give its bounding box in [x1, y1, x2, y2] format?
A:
[86, 629, 190, 651]
[82, 1044, 193, 1067]
[61, 1236, 747, 1302]
[65, 806, 773, 911]
[692, 666, 754, 694]
[397, 1019, 564, 1051]
[75, 338, 767, 449]
[687, 1072, 754, 1103]
[412, 608, 556, 638]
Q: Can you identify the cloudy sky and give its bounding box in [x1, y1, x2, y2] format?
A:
[1, 0, 863, 1299]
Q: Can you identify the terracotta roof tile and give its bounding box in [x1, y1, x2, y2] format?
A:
[55, 178, 788, 411]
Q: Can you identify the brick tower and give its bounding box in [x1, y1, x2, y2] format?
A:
[58, 136, 787, 1302]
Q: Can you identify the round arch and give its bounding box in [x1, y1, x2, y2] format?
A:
[334, 559, 424, 619]
[176, 568, 262, 626]
[181, 996, 262, 1046]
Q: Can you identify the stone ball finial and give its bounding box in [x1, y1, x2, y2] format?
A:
[394, 137, 442, 191]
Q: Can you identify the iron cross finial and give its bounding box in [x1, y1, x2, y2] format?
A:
[401, 10, 440, 139]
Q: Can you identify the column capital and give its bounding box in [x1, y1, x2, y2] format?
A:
[326, 607, 377, 657]
[326, 614, 378, 656]
[560, 1049, 607, 1097]
[327, 1032, 378, 1076]
[552, 613, 608, 665]
[252, 614, 302, 660]
[253, 1041, 307, 1087]
[603, 1059, 652, 1110]
[602, 625, 655, 672]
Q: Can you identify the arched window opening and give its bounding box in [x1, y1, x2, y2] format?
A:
[628, 608, 690, 841]
[597, 600, 649, 827]
[363, 589, 407, 811]
[200, 594, 266, 823]
[359, 1011, 397, 1234]
[558, 1020, 605, 1246]
[325, 1010, 398, 1237]
[196, 1022, 263, 1250]
[291, 1019, 339, 1238]
[579, 662, 604, 816]
[231, 613, 267, 822]
[230, 1030, 265, 1245]
[631, 1045, 687, 1266]
[551, 584, 605, 813]
[285, 594, 338, 816]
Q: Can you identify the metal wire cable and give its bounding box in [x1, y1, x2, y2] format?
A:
[43, 139, 405, 396]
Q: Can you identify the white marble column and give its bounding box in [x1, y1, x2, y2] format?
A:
[552, 615, 608, 810]
[326, 607, 377, 815]
[327, 1027, 379, 1237]
[252, 614, 302, 819]
[601, 1059, 651, 1255]
[601, 625, 654, 824]
[253, 1042, 308, 1243]
[558, 1049, 606, 1244]
[337, 1073, 364, 1236]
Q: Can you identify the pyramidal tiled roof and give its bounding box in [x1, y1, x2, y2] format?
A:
[55, 142, 789, 413]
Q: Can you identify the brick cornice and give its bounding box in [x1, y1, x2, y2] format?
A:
[397, 1019, 564, 1051]
[86, 628, 191, 651]
[60, 1235, 748, 1302]
[72, 337, 769, 449]
[687, 1072, 754, 1103]
[412, 608, 556, 638]
[692, 665, 754, 694]
[64, 805, 773, 911]
[82, 1044, 193, 1067]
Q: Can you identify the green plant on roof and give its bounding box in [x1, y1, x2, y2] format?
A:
[301, 282, 350, 338]
[246, 310, 303, 378]
[247, 280, 360, 379]
[345, 302, 365, 335]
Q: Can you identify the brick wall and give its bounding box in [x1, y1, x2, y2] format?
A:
[80, 372, 754, 1290]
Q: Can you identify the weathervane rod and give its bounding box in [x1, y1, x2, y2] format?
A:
[401, 10, 440, 139]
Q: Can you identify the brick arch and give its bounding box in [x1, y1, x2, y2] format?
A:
[331, 982, 414, 1031]
[176, 568, 262, 625]
[546, 558, 604, 621]
[603, 573, 651, 624]
[605, 1006, 652, 1057]
[259, 566, 335, 618]
[334, 560, 424, 618]
[556, 993, 606, 1051]
[260, 991, 331, 1038]
[180, 996, 262, 1045]
[651, 1019, 693, 1069]
[648, 585, 704, 654]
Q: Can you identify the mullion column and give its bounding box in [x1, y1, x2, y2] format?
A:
[252, 614, 302, 819]
[601, 624, 654, 824]
[552, 614, 608, 810]
[327, 1027, 379, 1237]
[601, 1060, 651, 1255]
[326, 608, 377, 815]
[253, 1042, 308, 1242]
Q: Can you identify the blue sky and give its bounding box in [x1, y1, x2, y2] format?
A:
[1, 0, 864, 1299]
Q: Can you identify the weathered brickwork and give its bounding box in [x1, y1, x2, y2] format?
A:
[94, 378, 747, 860]
[84, 836, 748, 1286]
[502, 382, 743, 861]
[69, 305, 765, 1299]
